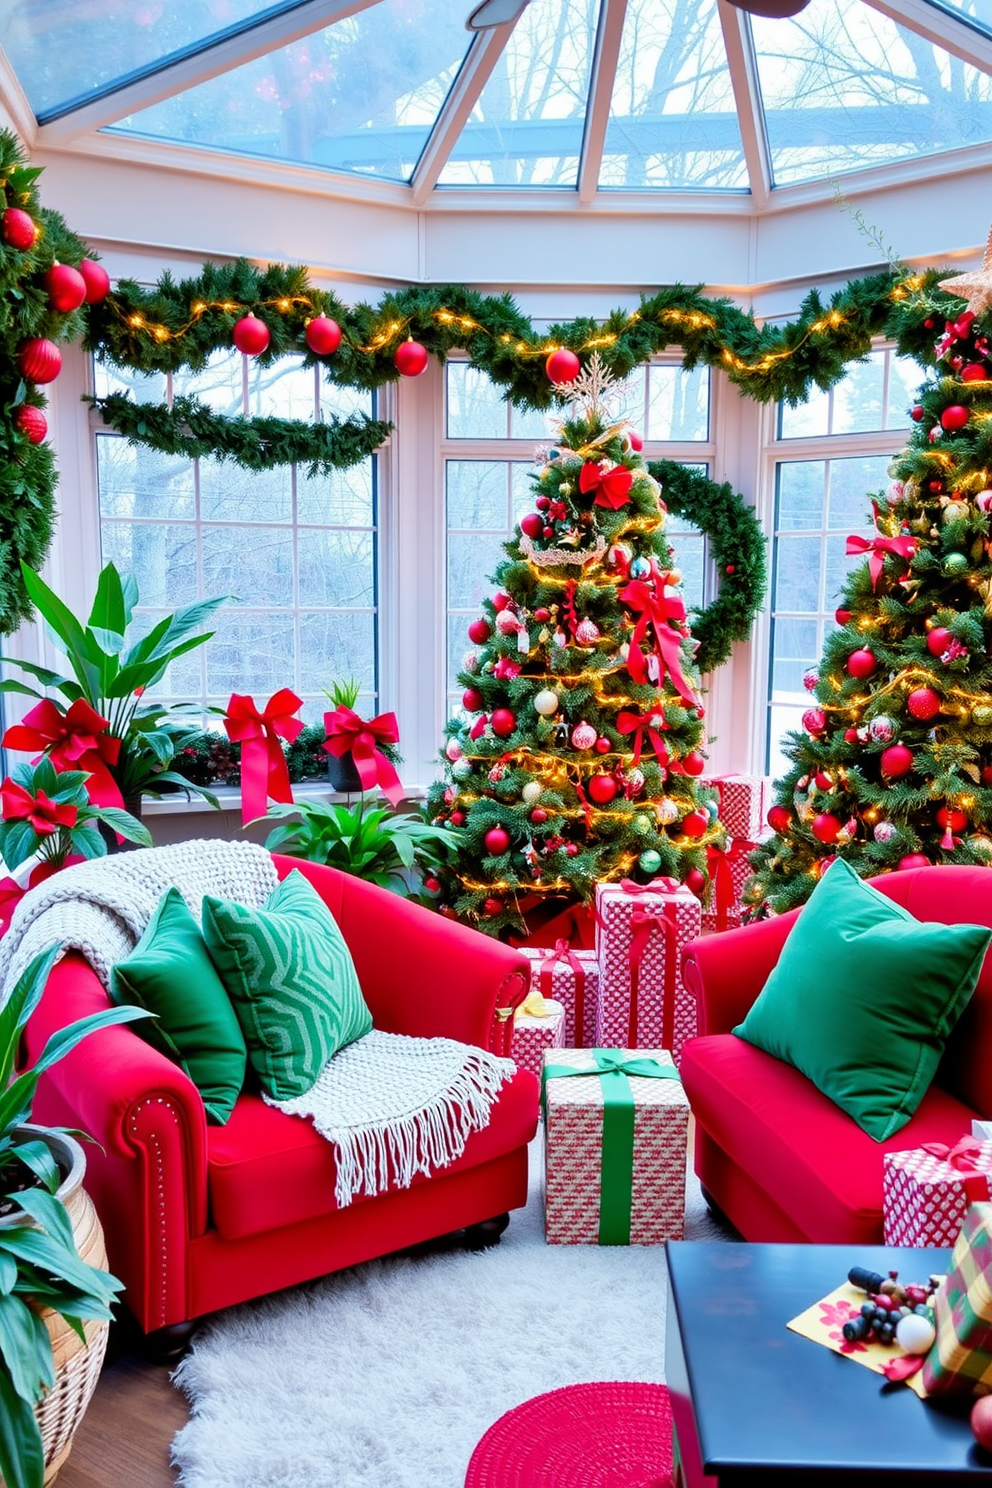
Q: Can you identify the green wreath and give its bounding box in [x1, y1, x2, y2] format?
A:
[647, 461, 766, 674]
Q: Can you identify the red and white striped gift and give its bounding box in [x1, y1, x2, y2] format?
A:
[520, 940, 598, 1047]
[594, 878, 701, 1064]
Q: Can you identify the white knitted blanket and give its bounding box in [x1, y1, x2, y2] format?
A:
[0, 839, 278, 1003]
[268, 1028, 516, 1208]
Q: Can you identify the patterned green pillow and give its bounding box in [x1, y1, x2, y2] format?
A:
[201, 869, 372, 1100]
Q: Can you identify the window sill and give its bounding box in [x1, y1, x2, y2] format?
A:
[141, 782, 428, 816]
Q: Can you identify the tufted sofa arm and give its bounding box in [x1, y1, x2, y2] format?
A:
[681, 908, 800, 1037]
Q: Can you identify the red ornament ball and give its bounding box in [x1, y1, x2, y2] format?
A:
[43, 262, 86, 313]
[681, 751, 706, 776]
[802, 708, 827, 735]
[899, 853, 930, 870]
[936, 806, 968, 832]
[844, 727, 860, 743]
[928, 480, 944, 494]
[595, 736, 611, 755]
[725, 564, 735, 575]
[814, 770, 832, 791]
[587, 773, 618, 805]
[681, 810, 708, 839]
[565, 843, 579, 857]
[767, 804, 791, 835]
[911, 405, 925, 422]
[907, 686, 941, 720]
[982, 765, 992, 786]
[962, 363, 987, 383]
[490, 707, 516, 738]
[0, 208, 35, 250]
[394, 339, 429, 377]
[545, 348, 580, 384]
[520, 513, 545, 539]
[450, 811, 465, 826]
[232, 315, 270, 356]
[685, 867, 707, 897]
[835, 607, 852, 626]
[423, 876, 441, 895]
[971, 1396, 992, 1453]
[78, 258, 110, 304]
[484, 826, 511, 856]
[812, 812, 842, 844]
[880, 744, 914, 778]
[846, 648, 877, 679]
[628, 431, 643, 452]
[533, 607, 550, 622]
[926, 626, 953, 656]
[483, 897, 504, 917]
[467, 618, 491, 644]
[530, 808, 548, 824]
[492, 592, 512, 612]
[941, 404, 970, 432]
[462, 687, 483, 712]
[18, 338, 61, 384]
[304, 316, 342, 356]
[12, 405, 46, 444]
[440, 904, 459, 920]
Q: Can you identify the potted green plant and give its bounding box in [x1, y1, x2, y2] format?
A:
[0, 758, 151, 880]
[259, 796, 459, 896]
[0, 943, 150, 1488]
[0, 561, 225, 813]
[323, 679, 364, 793]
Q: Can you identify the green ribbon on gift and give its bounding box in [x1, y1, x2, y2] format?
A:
[541, 1050, 682, 1246]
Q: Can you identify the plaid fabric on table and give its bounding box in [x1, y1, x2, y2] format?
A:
[922, 1201, 992, 1395]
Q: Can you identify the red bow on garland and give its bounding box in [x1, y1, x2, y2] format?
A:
[0, 778, 78, 836]
[224, 690, 304, 826]
[3, 699, 123, 809]
[578, 460, 634, 510]
[323, 706, 404, 806]
[618, 579, 698, 707]
[845, 515, 917, 592]
[616, 708, 669, 769]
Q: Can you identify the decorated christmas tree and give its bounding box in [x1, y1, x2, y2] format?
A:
[425, 355, 725, 938]
[748, 242, 992, 915]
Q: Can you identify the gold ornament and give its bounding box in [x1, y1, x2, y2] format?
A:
[938, 225, 992, 319]
[944, 501, 970, 524]
[972, 704, 992, 727]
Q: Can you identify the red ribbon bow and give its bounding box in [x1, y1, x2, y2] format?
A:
[845, 525, 917, 592]
[323, 706, 404, 806]
[539, 938, 589, 1046]
[616, 708, 669, 770]
[224, 690, 304, 826]
[0, 778, 78, 836]
[704, 846, 736, 931]
[919, 1137, 990, 1202]
[612, 878, 686, 1047]
[618, 579, 698, 706]
[3, 699, 123, 809]
[579, 460, 634, 510]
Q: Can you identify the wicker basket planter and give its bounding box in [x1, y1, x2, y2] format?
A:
[0, 1128, 109, 1486]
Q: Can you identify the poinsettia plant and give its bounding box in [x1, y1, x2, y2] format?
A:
[0, 758, 151, 873]
[0, 561, 225, 807]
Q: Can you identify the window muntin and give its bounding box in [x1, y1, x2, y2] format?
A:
[778, 347, 919, 439]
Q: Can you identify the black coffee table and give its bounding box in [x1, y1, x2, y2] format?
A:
[665, 1241, 992, 1486]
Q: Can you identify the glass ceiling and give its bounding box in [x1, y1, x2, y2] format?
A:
[3, 0, 992, 200]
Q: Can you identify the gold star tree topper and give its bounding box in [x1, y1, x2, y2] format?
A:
[939, 225, 992, 319]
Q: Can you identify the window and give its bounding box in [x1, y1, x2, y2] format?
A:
[765, 345, 921, 777]
[443, 358, 715, 712]
[93, 354, 378, 724]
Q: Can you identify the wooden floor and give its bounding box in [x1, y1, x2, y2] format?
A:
[58, 1350, 187, 1488]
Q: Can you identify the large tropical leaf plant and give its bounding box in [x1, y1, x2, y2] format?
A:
[0, 560, 225, 806]
[0, 943, 149, 1488]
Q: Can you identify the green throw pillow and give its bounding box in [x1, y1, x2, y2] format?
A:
[733, 858, 992, 1141]
[110, 887, 247, 1125]
[202, 869, 372, 1100]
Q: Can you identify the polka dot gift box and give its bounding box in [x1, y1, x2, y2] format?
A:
[883, 1138, 992, 1248]
[593, 879, 701, 1065]
[510, 994, 565, 1083]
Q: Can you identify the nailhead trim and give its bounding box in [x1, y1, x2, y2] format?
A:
[128, 1097, 180, 1328]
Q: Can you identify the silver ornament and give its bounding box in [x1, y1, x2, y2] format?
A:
[656, 798, 679, 825]
[451, 757, 473, 781]
[867, 715, 897, 744]
[873, 820, 898, 843]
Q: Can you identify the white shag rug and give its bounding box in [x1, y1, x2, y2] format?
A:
[171, 1138, 731, 1488]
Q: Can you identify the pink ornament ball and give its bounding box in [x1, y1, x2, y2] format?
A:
[681, 751, 706, 776]
[941, 404, 970, 432]
[490, 708, 516, 738]
[78, 258, 111, 303]
[495, 609, 520, 635]
[812, 812, 842, 844]
[467, 618, 491, 644]
[802, 708, 827, 735]
[43, 262, 87, 313]
[681, 810, 709, 839]
[846, 648, 877, 679]
[574, 619, 600, 646]
[802, 668, 819, 693]
[880, 744, 914, 778]
[520, 513, 544, 539]
[972, 1396, 992, 1452]
[12, 405, 47, 444]
[394, 339, 429, 377]
[844, 727, 860, 743]
[484, 826, 511, 856]
[628, 431, 643, 452]
[545, 348, 580, 384]
[926, 627, 952, 656]
[233, 315, 270, 355]
[767, 804, 791, 835]
[1, 207, 35, 250]
[907, 686, 941, 720]
[18, 338, 61, 384]
[493, 592, 512, 612]
[462, 687, 483, 712]
[445, 737, 463, 763]
[899, 853, 930, 870]
[304, 315, 342, 355]
[685, 866, 706, 896]
[571, 721, 597, 751]
[587, 773, 618, 805]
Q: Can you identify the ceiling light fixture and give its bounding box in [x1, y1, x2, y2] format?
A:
[466, 0, 530, 28]
[724, 0, 811, 14]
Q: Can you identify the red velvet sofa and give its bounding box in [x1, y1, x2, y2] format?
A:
[680, 865, 992, 1245]
[24, 855, 539, 1346]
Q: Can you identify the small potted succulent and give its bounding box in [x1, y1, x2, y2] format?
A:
[322, 679, 402, 797]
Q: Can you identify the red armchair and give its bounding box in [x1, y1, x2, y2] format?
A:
[24, 856, 539, 1348]
[680, 865, 992, 1245]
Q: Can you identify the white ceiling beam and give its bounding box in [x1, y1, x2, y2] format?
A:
[718, 0, 770, 210]
[861, 0, 992, 76]
[411, 20, 518, 205]
[577, 0, 628, 206]
[35, 0, 382, 148]
[0, 43, 36, 148]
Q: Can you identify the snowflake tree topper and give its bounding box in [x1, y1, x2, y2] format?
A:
[551, 350, 631, 422]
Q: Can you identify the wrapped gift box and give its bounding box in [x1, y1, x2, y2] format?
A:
[922, 1201, 992, 1396]
[543, 1047, 690, 1245]
[702, 774, 766, 843]
[594, 879, 701, 1064]
[510, 996, 565, 1082]
[520, 942, 599, 1047]
[884, 1139, 992, 1248]
[701, 843, 754, 933]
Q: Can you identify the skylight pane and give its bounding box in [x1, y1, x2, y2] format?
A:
[436, 0, 597, 188]
[0, 0, 308, 120]
[600, 0, 748, 190]
[108, 0, 473, 182]
[752, 0, 992, 187]
[922, 1, 992, 38]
